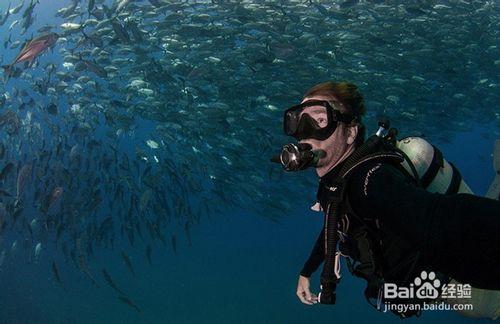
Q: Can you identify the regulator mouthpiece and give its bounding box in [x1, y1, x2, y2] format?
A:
[271, 143, 325, 171]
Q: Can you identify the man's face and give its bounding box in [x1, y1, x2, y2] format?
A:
[298, 95, 351, 169]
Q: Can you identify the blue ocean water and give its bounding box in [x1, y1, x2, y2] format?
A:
[2, 126, 496, 324]
[0, 1, 498, 323]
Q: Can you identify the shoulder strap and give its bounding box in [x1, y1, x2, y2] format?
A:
[393, 147, 421, 186]
[420, 145, 444, 188]
[340, 151, 404, 179]
[446, 162, 462, 194]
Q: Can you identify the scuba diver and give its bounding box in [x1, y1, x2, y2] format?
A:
[272, 81, 500, 319]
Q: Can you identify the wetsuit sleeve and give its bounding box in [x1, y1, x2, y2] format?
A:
[300, 226, 324, 277]
[347, 162, 500, 290]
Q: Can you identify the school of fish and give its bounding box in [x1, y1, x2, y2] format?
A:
[0, 0, 498, 314]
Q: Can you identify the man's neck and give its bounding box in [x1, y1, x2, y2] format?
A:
[316, 144, 356, 178]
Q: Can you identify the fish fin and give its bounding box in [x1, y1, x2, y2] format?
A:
[486, 139, 500, 200]
[102, 4, 113, 19]
[2, 65, 12, 82]
[109, 36, 120, 46]
[2, 65, 11, 74]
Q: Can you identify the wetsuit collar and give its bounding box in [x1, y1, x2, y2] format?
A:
[319, 158, 349, 184]
[316, 159, 349, 209]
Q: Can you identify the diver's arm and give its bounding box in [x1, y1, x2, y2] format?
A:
[300, 226, 325, 277]
[348, 162, 500, 290]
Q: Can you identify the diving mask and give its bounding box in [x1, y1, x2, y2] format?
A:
[283, 100, 356, 141]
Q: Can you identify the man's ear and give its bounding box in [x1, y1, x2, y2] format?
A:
[346, 125, 358, 145]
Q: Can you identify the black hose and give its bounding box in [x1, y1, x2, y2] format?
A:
[319, 135, 384, 304]
[319, 200, 341, 304]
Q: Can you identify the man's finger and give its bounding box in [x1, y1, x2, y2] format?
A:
[304, 288, 312, 301]
[297, 291, 313, 305]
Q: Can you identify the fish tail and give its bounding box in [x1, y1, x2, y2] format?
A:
[2, 65, 12, 78]
[14, 199, 22, 212]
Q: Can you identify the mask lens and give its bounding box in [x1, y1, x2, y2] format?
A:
[300, 105, 329, 129]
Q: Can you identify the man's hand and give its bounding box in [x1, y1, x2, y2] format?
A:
[296, 275, 318, 305]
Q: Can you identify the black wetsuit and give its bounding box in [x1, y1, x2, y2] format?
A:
[300, 160, 500, 291]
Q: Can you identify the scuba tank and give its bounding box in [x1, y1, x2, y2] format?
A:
[396, 137, 471, 194]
